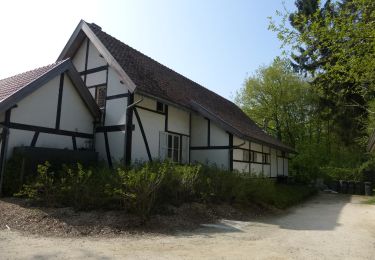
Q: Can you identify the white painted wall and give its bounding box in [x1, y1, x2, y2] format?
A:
[95, 132, 107, 162]
[107, 67, 127, 96]
[251, 163, 262, 175]
[132, 107, 165, 161]
[277, 157, 284, 176]
[87, 41, 107, 69]
[211, 122, 229, 146]
[270, 148, 277, 177]
[7, 129, 34, 157]
[36, 133, 73, 150]
[60, 74, 93, 134]
[105, 98, 126, 126]
[190, 114, 208, 147]
[167, 105, 189, 135]
[233, 161, 249, 173]
[190, 149, 229, 169]
[107, 131, 125, 164]
[283, 158, 288, 176]
[5, 71, 95, 159]
[11, 75, 60, 128]
[72, 38, 87, 72]
[86, 70, 107, 87]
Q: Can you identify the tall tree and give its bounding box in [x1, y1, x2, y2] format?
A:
[269, 0, 375, 144]
[235, 58, 314, 148]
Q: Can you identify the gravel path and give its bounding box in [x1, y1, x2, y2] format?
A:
[1, 193, 375, 259]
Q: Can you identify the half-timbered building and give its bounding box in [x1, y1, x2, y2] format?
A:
[0, 20, 294, 181]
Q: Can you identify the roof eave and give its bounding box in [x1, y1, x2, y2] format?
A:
[57, 20, 137, 93]
[0, 59, 101, 119]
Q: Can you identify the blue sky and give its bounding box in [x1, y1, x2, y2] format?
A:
[0, 0, 296, 100]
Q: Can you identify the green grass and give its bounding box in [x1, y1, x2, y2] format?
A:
[364, 196, 375, 205]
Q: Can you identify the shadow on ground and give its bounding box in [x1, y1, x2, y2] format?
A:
[0, 193, 352, 237]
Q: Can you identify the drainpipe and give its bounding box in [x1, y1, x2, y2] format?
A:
[0, 125, 9, 197]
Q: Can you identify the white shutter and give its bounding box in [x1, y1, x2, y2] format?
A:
[159, 132, 168, 160]
[181, 136, 189, 164]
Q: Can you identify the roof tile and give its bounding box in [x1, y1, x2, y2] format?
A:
[87, 22, 294, 152]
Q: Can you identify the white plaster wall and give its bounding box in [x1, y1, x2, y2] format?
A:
[210, 122, 229, 146]
[76, 137, 92, 150]
[72, 38, 87, 72]
[7, 129, 34, 158]
[167, 105, 189, 135]
[89, 88, 95, 98]
[87, 41, 107, 69]
[284, 158, 288, 176]
[136, 95, 156, 110]
[60, 75, 93, 134]
[251, 163, 262, 175]
[95, 132, 107, 162]
[251, 142, 262, 152]
[277, 157, 284, 176]
[233, 136, 248, 147]
[107, 67, 127, 96]
[137, 109, 165, 160]
[86, 70, 107, 87]
[233, 161, 249, 173]
[263, 164, 271, 176]
[270, 148, 277, 177]
[11, 76, 59, 128]
[190, 114, 208, 146]
[36, 133, 73, 150]
[233, 149, 243, 161]
[131, 114, 148, 163]
[190, 149, 229, 169]
[105, 98, 126, 125]
[107, 131, 125, 164]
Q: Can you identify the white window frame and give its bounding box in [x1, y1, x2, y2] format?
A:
[159, 131, 189, 163]
[167, 133, 180, 162]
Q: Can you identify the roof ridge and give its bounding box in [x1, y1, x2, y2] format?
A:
[87, 22, 231, 101]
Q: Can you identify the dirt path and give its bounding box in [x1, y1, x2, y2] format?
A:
[1, 193, 375, 259]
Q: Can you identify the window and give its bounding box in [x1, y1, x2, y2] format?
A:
[168, 134, 180, 162]
[96, 86, 106, 109]
[243, 150, 249, 161]
[156, 101, 165, 113]
[159, 132, 189, 163]
[262, 154, 270, 164]
[250, 151, 255, 162]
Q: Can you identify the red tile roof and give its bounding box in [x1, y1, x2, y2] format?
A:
[0, 60, 66, 102]
[87, 22, 294, 152]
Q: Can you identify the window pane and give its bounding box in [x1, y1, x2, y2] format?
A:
[173, 149, 179, 162]
[173, 136, 179, 150]
[96, 86, 106, 108]
[156, 101, 164, 112]
[168, 148, 172, 158]
[168, 135, 172, 149]
[243, 150, 249, 161]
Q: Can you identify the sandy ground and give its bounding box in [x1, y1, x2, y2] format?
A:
[0, 193, 375, 259]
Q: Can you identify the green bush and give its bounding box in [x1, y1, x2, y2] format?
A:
[13, 160, 316, 220]
[16, 161, 56, 206]
[320, 166, 360, 182]
[116, 163, 166, 222]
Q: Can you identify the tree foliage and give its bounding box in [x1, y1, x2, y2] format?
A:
[236, 58, 365, 180]
[269, 0, 375, 144]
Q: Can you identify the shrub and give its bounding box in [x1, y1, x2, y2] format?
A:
[16, 161, 56, 206]
[320, 166, 360, 182]
[115, 162, 168, 221]
[13, 160, 316, 220]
